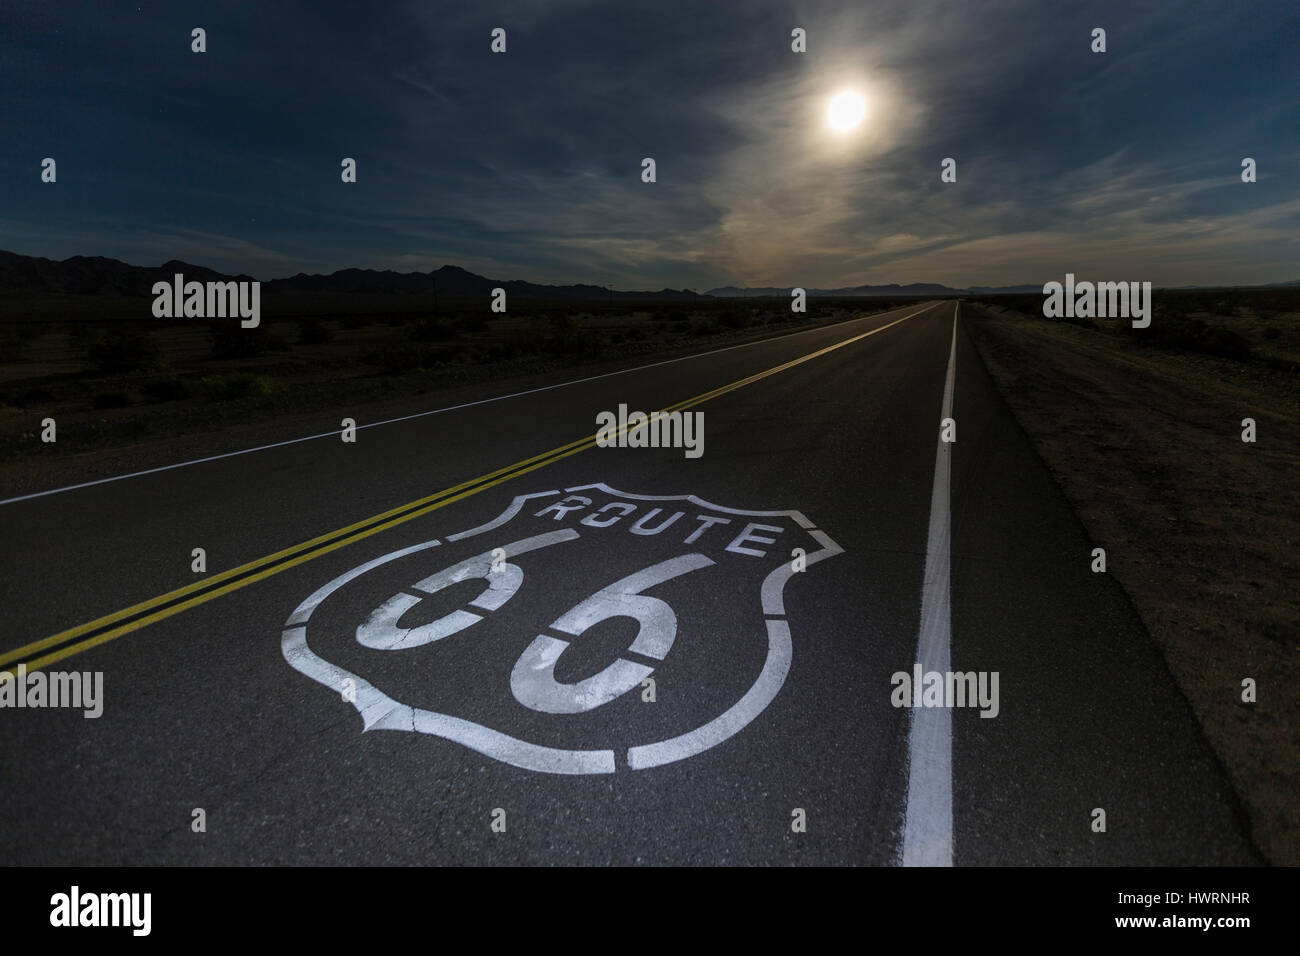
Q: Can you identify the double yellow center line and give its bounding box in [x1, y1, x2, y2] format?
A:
[0, 303, 936, 678]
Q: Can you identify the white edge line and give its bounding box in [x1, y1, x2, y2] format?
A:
[901, 301, 959, 867]
[0, 302, 936, 507]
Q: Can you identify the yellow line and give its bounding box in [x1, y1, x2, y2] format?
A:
[0, 436, 591, 667]
[1, 302, 938, 677]
[16, 446, 591, 675]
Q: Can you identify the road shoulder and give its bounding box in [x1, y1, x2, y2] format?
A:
[962, 302, 1298, 864]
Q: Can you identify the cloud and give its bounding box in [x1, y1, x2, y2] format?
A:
[1, 0, 1296, 287]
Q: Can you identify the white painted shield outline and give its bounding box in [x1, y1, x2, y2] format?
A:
[280, 482, 844, 774]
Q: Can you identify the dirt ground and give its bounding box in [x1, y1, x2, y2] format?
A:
[963, 302, 1298, 865]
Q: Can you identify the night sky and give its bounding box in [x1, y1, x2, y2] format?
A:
[4, 0, 1298, 288]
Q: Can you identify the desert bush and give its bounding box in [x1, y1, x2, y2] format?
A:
[719, 309, 749, 330]
[408, 317, 454, 342]
[84, 325, 161, 373]
[90, 390, 137, 409]
[1118, 310, 1252, 360]
[66, 323, 99, 354]
[361, 341, 463, 372]
[1197, 326, 1253, 359]
[12, 385, 55, 406]
[544, 314, 584, 356]
[454, 313, 489, 335]
[296, 317, 334, 345]
[192, 372, 284, 401]
[141, 375, 190, 402]
[0, 326, 41, 362]
[208, 322, 289, 358]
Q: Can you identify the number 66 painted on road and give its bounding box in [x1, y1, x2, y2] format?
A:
[355, 530, 715, 714]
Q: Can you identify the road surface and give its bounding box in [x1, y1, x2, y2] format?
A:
[0, 301, 1259, 865]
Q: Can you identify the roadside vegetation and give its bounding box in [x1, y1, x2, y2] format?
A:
[0, 293, 921, 458]
[970, 287, 1299, 370]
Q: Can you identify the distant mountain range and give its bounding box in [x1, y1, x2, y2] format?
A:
[270, 264, 705, 301]
[1, 250, 1295, 301]
[708, 283, 1043, 296]
[0, 252, 257, 297]
[708, 279, 1300, 295]
[0, 251, 705, 301]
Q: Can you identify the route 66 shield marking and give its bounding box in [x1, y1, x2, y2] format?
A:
[280, 483, 843, 774]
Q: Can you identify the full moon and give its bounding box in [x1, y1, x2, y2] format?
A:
[827, 90, 866, 132]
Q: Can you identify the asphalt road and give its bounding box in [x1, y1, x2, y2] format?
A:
[0, 301, 1260, 864]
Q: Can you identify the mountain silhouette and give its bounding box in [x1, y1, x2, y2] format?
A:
[0, 251, 703, 301]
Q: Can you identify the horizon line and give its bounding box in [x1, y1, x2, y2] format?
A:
[1, 247, 1296, 295]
